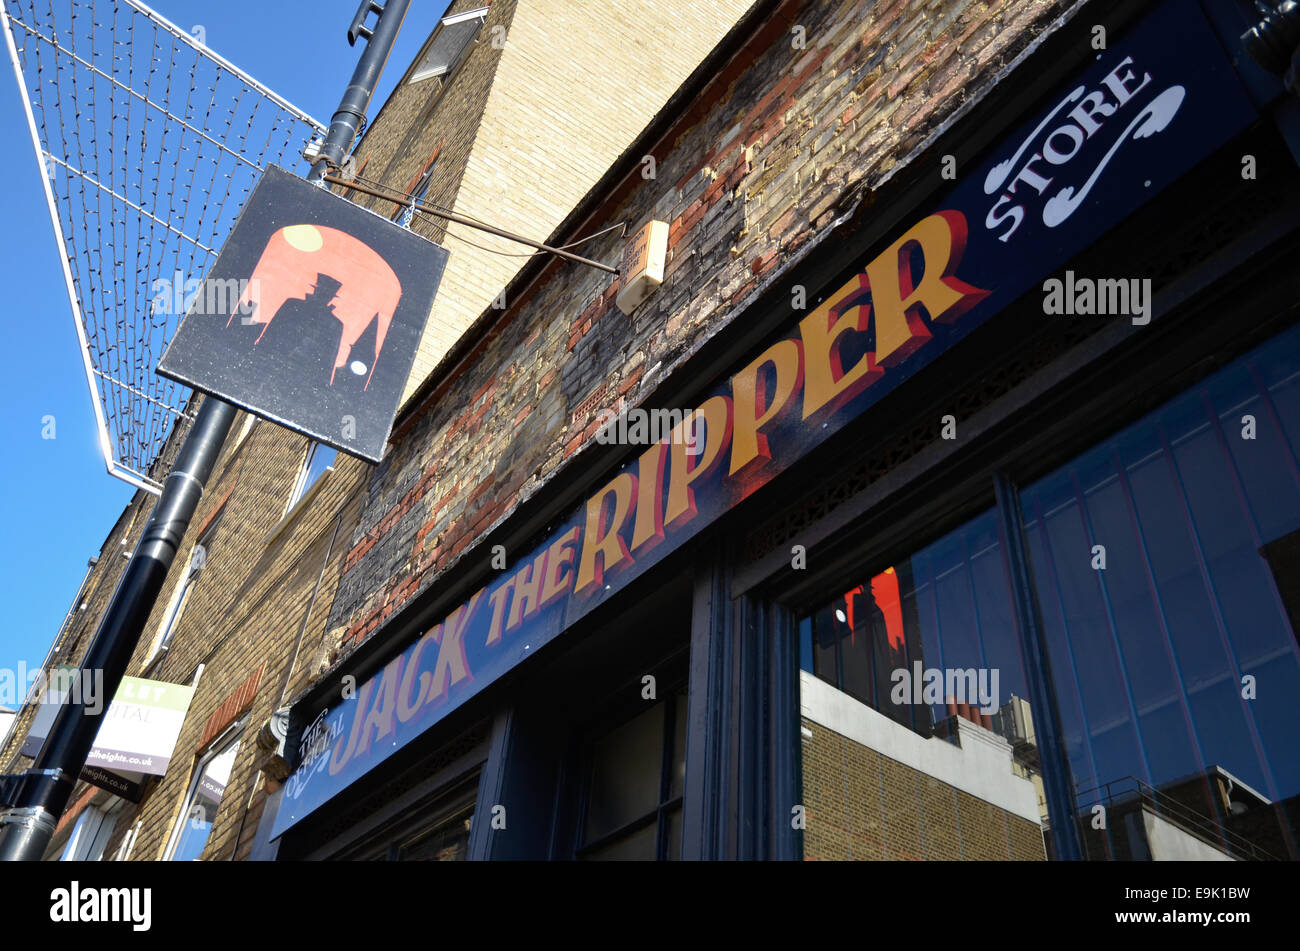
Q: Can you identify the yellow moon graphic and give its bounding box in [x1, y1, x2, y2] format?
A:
[282, 224, 323, 252]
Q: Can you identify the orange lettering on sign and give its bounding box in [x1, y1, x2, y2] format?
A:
[540, 527, 581, 610]
[396, 628, 437, 723]
[802, 211, 987, 420]
[730, 338, 804, 476]
[798, 273, 879, 421]
[354, 657, 402, 758]
[665, 395, 733, 530]
[574, 472, 638, 597]
[865, 209, 989, 366]
[506, 549, 548, 632]
[428, 588, 484, 705]
[630, 441, 669, 553]
[329, 679, 374, 776]
[485, 578, 515, 647]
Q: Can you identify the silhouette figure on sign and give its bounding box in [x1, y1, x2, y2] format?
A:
[227, 224, 403, 390]
[251, 275, 345, 388]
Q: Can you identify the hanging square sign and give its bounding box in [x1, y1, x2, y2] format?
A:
[158, 165, 449, 462]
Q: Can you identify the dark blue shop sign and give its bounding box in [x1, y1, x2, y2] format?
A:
[271, 0, 1258, 837]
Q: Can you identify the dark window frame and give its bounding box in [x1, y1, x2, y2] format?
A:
[573, 670, 688, 861]
[341, 771, 480, 861]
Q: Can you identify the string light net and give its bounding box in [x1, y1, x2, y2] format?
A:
[2, 0, 325, 492]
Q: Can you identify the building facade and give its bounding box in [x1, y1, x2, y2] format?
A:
[0, 0, 750, 860]
[264, 0, 1300, 861]
[7, 0, 1300, 862]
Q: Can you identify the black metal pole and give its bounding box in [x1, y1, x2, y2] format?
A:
[309, 0, 411, 183]
[0, 396, 236, 860]
[0, 0, 410, 861]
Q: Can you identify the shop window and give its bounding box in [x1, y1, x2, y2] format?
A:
[578, 690, 687, 861]
[798, 509, 1047, 860]
[153, 507, 223, 656]
[165, 722, 244, 861]
[796, 324, 1300, 861]
[287, 441, 336, 511]
[1020, 324, 1300, 859]
[801, 510, 1031, 742]
[390, 795, 474, 861]
[333, 773, 479, 861]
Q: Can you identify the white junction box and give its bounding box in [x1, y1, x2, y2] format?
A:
[615, 219, 669, 315]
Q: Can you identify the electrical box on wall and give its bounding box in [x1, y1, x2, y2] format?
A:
[616, 220, 668, 315]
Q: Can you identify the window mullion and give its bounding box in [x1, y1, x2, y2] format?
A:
[992, 472, 1083, 861]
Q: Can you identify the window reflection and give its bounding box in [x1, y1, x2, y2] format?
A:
[801, 509, 1048, 860]
[169, 734, 241, 861]
[1021, 325, 1300, 859]
[799, 327, 1300, 860]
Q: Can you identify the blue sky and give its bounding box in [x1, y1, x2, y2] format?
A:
[0, 0, 449, 704]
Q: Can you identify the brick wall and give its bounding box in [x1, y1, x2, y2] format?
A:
[94, 410, 369, 860]
[18, 404, 367, 861]
[801, 719, 1046, 860]
[344, 0, 753, 405]
[327, 0, 1073, 649]
[8, 0, 752, 859]
[345, 0, 520, 250]
[403, 0, 754, 400]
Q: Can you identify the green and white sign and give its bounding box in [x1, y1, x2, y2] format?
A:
[22, 673, 196, 799]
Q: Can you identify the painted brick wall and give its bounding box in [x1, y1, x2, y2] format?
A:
[801, 719, 1046, 860]
[327, 0, 1073, 649]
